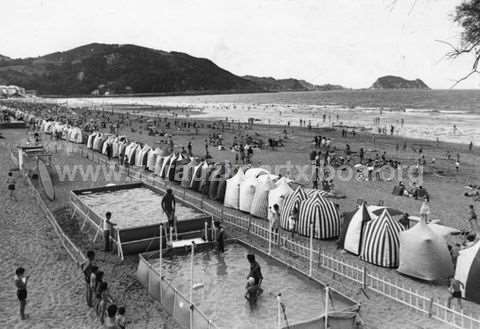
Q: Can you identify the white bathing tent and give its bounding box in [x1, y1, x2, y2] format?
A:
[455, 241, 480, 304]
[250, 175, 276, 219]
[224, 168, 245, 209]
[267, 178, 293, 220]
[397, 219, 454, 281]
[239, 176, 258, 212]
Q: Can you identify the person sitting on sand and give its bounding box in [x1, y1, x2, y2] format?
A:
[116, 306, 127, 329]
[104, 304, 117, 329]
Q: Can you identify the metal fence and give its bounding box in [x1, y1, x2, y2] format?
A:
[70, 142, 480, 329]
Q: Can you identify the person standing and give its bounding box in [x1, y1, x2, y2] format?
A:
[269, 204, 281, 242]
[187, 141, 192, 156]
[15, 267, 29, 320]
[162, 189, 177, 240]
[81, 250, 96, 307]
[247, 254, 263, 288]
[447, 277, 464, 310]
[214, 221, 225, 253]
[420, 197, 431, 223]
[6, 172, 16, 201]
[103, 212, 116, 252]
[468, 205, 478, 233]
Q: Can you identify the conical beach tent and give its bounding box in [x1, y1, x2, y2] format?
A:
[344, 203, 372, 255]
[397, 219, 454, 281]
[250, 176, 276, 219]
[190, 162, 204, 191]
[360, 210, 405, 268]
[208, 164, 226, 199]
[280, 186, 309, 230]
[215, 166, 233, 202]
[224, 168, 245, 209]
[455, 241, 480, 303]
[297, 191, 341, 239]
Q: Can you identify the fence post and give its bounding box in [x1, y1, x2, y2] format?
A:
[427, 297, 434, 318]
[247, 216, 252, 234]
[309, 222, 313, 277]
[362, 266, 368, 290]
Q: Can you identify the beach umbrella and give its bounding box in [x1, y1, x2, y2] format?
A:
[360, 210, 405, 268]
[280, 186, 309, 230]
[250, 175, 276, 219]
[344, 203, 372, 255]
[370, 207, 403, 217]
[245, 167, 269, 179]
[297, 191, 341, 239]
[455, 241, 480, 303]
[398, 218, 454, 281]
[224, 168, 245, 209]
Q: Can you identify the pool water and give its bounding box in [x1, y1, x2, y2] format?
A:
[78, 187, 205, 229]
[152, 243, 350, 329]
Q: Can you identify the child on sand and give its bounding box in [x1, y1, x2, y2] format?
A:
[15, 267, 29, 320]
[245, 277, 260, 304]
[6, 172, 16, 201]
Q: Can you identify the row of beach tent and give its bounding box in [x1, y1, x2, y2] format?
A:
[7, 109, 480, 305]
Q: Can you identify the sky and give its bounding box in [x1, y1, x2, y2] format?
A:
[1, 0, 479, 89]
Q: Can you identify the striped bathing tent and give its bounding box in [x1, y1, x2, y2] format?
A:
[360, 210, 405, 268]
[172, 154, 190, 183]
[280, 186, 309, 230]
[250, 175, 276, 219]
[268, 178, 293, 221]
[181, 159, 199, 188]
[199, 162, 214, 194]
[159, 154, 174, 178]
[343, 203, 372, 255]
[297, 191, 341, 239]
[239, 176, 258, 212]
[208, 164, 226, 200]
[398, 219, 453, 281]
[455, 240, 480, 303]
[224, 168, 245, 209]
[215, 165, 234, 202]
[190, 162, 205, 191]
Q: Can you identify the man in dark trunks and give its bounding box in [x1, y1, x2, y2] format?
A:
[162, 189, 177, 239]
[246, 253, 263, 296]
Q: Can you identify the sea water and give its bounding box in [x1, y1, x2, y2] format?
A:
[47, 89, 480, 144]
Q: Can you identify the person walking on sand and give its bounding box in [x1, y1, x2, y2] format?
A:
[103, 212, 117, 252]
[162, 189, 177, 240]
[447, 277, 464, 310]
[6, 172, 16, 201]
[468, 205, 478, 233]
[15, 267, 29, 320]
[420, 197, 431, 223]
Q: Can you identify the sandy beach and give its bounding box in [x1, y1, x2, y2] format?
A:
[2, 98, 480, 329]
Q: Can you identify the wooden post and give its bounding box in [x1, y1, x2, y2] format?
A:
[277, 294, 282, 329]
[324, 286, 329, 329]
[268, 218, 272, 255]
[309, 222, 314, 277]
[362, 266, 368, 290]
[428, 297, 433, 318]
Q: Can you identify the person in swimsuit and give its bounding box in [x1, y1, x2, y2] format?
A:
[81, 250, 96, 307]
[161, 189, 177, 239]
[214, 221, 225, 253]
[6, 172, 16, 201]
[447, 277, 465, 310]
[244, 276, 259, 305]
[246, 254, 264, 298]
[15, 267, 29, 320]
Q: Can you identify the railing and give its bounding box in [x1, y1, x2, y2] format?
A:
[67, 140, 480, 329]
[137, 254, 218, 329]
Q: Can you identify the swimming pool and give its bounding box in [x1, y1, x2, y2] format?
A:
[145, 242, 354, 329]
[70, 182, 212, 254]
